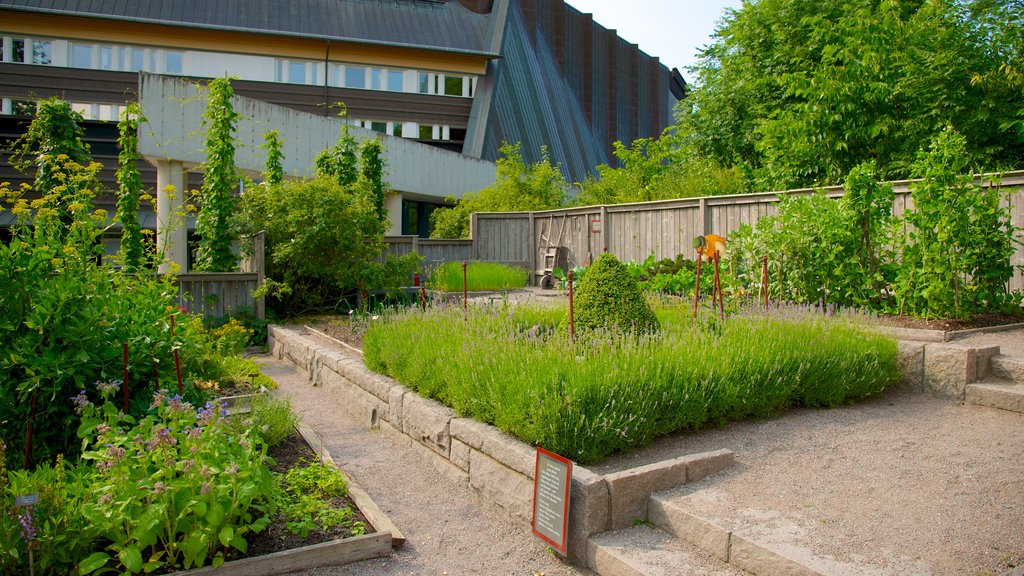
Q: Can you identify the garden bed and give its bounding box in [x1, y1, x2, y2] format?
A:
[171, 424, 396, 575]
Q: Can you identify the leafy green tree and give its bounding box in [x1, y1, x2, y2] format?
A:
[680, 0, 1023, 190]
[360, 139, 387, 222]
[431, 142, 568, 238]
[195, 77, 240, 272]
[315, 117, 358, 187]
[115, 102, 146, 273]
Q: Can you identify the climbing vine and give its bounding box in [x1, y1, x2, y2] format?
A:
[314, 107, 358, 187]
[359, 138, 386, 222]
[115, 102, 146, 272]
[194, 77, 240, 272]
[261, 129, 284, 186]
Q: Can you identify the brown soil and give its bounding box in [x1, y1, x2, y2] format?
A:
[302, 316, 367, 349]
[872, 311, 1024, 332]
[235, 432, 370, 560]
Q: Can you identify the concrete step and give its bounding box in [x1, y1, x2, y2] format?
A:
[587, 524, 747, 576]
[988, 355, 1024, 384]
[966, 380, 1024, 413]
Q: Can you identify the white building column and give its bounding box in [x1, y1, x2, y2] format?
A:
[155, 159, 188, 273]
[385, 191, 403, 236]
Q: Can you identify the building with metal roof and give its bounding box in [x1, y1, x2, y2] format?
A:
[0, 0, 683, 247]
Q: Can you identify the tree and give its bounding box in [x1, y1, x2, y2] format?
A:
[194, 77, 240, 272]
[261, 129, 284, 186]
[115, 102, 146, 272]
[680, 0, 1024, 190]
[430, 142, 568, 238]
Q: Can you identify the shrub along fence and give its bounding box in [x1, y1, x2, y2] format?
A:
[387, 171, 1024, 291]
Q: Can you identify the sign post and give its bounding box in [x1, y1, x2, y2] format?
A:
[532, 447, 572, 556]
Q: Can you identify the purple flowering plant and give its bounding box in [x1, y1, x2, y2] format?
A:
[75, 386, 274, 574]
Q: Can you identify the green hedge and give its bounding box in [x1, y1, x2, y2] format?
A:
[363, 304, 901, 464]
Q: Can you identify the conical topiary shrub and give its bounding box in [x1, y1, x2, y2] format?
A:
[571, 253, 659, 335]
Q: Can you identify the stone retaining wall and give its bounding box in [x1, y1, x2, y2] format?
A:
[897, 340, 1000, 399]
[268, 325, 734, 567]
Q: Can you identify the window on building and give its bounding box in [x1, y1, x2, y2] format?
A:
[392, 123, 403, 138]
[288, 61, 305, 83]
[387, 69, 403, 91]
[419, 125, 433, 140]
[345, 65, 365, 88]
[13, 99, 36, 116]
[100, 46, 113, 69]
[370, 68, 382, 90]
[418, 72, 432, 94]
[73, 44, 92, 68]
[370, 121, 386, 133]
[32, 40, 51, 64]
[13, 39, 24, 63]
[450, 128, 467, 142]
[444, 76, 462, 97]
[131, 49, 144, 72]
[165, 51, 182, 74]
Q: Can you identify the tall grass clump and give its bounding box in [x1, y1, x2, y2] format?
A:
[363, 303, 900, 464]
[427, 261, 528, 292]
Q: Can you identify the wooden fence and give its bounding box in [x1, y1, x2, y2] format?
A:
[172, 232, 266, 319]
[389, 171, 1024, 292]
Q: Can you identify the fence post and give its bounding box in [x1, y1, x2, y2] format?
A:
[600, 205, 609, 254]
[470, 213, 479, 261]
[254, 231, 265, 320]
[528, 212, 536, 286]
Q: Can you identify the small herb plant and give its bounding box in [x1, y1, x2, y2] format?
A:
[275, 459, 365, 538]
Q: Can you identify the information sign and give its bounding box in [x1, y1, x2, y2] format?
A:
[531, 447, 572, 555]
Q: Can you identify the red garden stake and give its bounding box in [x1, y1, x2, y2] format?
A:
[568, 269, 575, 342]
[174, 348, 183, 395]
[692, 257, 703, 319]
[713, 251, 724, 320]
[23, 390, 36, 469]
[153, 358, 160, 389]
[122, 342, 129, 412]
[761, 256, 769, 310]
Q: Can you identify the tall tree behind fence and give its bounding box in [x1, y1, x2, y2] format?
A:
[386, 171, 1024, 291]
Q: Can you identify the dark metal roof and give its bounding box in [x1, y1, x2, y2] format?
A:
[0, 0, 498, 56]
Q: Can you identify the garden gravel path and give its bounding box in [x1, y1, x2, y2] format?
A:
[256, 356, 589, 576]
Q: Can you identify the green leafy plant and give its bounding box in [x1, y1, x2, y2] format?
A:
[115, 101, 148, 273]
[274, 459, 364, 538]
[261, 129, 284, 186]
[895, 127, 1018, 318]
[195, 77, 241, 272]
[569, 253, 659, 335]
[241, 395, 298, 448]
[76, 387, 274, 574]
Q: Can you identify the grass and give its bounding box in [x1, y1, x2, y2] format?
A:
[362, 301, 901, 464]
[426, 261, 528, 292]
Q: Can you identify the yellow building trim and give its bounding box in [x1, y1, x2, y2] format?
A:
[0, 10, 489, 74]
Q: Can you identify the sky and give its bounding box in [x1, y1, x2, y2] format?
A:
[563, 0, 744, 79]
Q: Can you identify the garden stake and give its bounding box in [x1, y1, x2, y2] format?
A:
[462, 260, 468, 314]
[153, 358, 159, 390]
[23, 390, 36, 469]
[123, 342, 129, 412]
[713, 251, 724, 320]
[692, 256, 703, 318]
[761, 256, 769, 310]
[174, 348, 183, 395]
[419, 283, 426, 311]
[568, 269, 575, 341]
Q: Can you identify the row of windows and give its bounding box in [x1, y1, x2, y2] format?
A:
[1, 98, 467, 144]
[1, 34, 476, 97]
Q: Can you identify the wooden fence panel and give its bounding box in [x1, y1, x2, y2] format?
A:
[174, 273, 259, 319]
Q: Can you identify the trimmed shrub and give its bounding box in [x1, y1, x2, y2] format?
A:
[572, 253, 659, 335]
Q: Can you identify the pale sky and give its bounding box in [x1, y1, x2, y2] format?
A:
[563, 0, 744, 79]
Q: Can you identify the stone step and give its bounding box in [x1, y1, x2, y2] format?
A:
[988, 355, 1024, 384]
[587, 524, 746, 576]
[647, 494, 827, 576]
[966, 380, 1024, 413]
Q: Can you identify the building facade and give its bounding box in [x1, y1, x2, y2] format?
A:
[0, 0, 683, 242]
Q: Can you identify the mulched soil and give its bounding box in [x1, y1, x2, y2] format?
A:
[233, 432, 371, 560]
[872, 311, 1024, 332]
[302, 316, 367, 349]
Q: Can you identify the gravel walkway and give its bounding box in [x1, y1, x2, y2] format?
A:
[256, 357, 589, 576]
